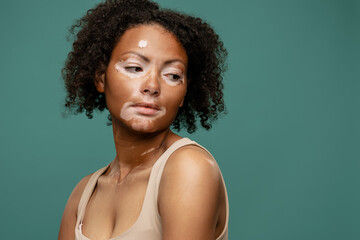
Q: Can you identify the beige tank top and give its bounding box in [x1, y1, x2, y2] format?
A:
[75, 138, 229, 240]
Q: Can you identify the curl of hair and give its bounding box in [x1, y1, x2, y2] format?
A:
[62, 0, 227, 133]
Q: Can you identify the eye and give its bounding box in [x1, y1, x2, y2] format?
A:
[168, 74, 181, 81]
[164, 73, 183, 82]
[125, 66, 143, 73]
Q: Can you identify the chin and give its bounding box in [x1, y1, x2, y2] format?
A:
[128, 120, 162, 134]
[131, 121, 173, 135]
[130, 119, 153, 131]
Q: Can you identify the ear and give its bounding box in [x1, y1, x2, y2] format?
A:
[94, 71, 105, 93]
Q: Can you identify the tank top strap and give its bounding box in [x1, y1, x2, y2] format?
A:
[74, 137, 229, 240]
[152, 137, 221, 203]
[144, 137, 229, 240]
[153, 137, 198, 197]
[135, 138, 196, 224]
[75, 164, 111, 229]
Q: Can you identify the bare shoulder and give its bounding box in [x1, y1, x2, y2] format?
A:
[58, 173, 94, 240]
[69, 173, 94, 206]
[162, 144, 221, 182]
[159, 144, 223, 199]
[158, 144, 223, 240]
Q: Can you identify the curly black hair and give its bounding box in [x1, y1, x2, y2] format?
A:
[62, 0, 227, 133]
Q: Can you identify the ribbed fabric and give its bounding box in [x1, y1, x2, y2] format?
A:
[75, 138, 229, 240]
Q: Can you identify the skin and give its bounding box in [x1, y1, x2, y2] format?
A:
[58, 24, 226, 240]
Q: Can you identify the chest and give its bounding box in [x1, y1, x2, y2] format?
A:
[81, 168, 152, 239]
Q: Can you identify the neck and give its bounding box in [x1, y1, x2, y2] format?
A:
[109, 119, 180, 176]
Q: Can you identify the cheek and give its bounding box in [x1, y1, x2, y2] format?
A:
[105, 71, 143, 101]
[163, 79, 182, 87]
[104, 77, 137, 119]
[164, 89, 187, 113]
[120, 102, 135, 121]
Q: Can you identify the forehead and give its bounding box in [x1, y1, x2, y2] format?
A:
[111, 24, 188, 63]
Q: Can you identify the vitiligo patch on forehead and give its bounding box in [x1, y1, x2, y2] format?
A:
[138, 40, 148, 48]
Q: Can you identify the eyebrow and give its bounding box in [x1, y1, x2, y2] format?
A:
[120, 51, 186, 66]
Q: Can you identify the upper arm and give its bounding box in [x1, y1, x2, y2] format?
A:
[158, 146, 222, 240]
[58, 174, 93, 240]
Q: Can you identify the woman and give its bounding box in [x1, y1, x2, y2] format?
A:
[58, 0, 229, 239]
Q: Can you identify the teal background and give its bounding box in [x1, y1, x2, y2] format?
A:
[0, 0, 359, 239]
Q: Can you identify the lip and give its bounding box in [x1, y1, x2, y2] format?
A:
[132, 102, 160, 110]
[131, 102, 161, 115]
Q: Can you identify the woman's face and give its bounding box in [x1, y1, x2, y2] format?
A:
[96, 24, 188, 133]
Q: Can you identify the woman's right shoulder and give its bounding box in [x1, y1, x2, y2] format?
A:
[66, 173, 94, 216]
[69, 173, 94, 206]
[70, 164, 110, 204]
[58, 173, 94, 239]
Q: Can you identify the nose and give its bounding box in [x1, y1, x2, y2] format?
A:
[140, 69, 160, 96]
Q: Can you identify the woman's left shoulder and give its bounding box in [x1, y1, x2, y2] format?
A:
[159, 143, 223, 202]
[165, 144, 221, 181]
[158, 143, 224, 239]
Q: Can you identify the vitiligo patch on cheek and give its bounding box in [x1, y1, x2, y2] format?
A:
[120, 102, 135, 121]
[114, 61, 137, 78]
[120, 101, 167, 132]
[114, 60, 147, 79]
[164, 78, 182, 86]
[115, 61, 123, 72]
[138, 40, 148, 48]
